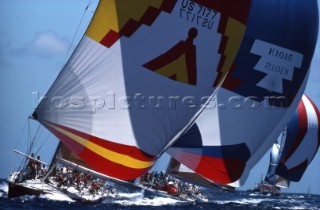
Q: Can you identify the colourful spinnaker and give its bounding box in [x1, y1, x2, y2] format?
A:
[32, 0, 318, 181]
[167, 0, 319, 184]
[275, 95, 320, 184]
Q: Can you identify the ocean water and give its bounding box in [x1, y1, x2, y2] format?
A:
[1, 179, 319, 210]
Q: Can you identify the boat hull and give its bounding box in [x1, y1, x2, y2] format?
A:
[8, 182, 46, 198]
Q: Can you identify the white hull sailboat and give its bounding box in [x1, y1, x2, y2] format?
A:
[7, 147, 125, 202]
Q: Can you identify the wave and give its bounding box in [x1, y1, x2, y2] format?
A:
[1, 178, 320, 210]
[0, 180, 8, 198]
[214, 198, 268, 205]
[39, 193, 75, 202]
[117, 189, 146, 199]
[112, 196, 184, 206]
[101, 188, 185, 206]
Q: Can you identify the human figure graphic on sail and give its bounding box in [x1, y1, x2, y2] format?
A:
[143, 28, 198, 85]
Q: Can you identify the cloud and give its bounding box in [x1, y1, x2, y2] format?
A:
[15, 31, 70, 59]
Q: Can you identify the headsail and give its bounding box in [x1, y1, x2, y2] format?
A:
[275, 95, 320, 184]
[167, 0, 319, 186]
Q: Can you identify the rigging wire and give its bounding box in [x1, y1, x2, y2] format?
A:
[61, 0, 95, 68]
[13, 118, 29, 172]
[14, 118, 28, 149]
[33, 125, 45, 155]
[19, 119, 32, 170]
[35, 132, 51, 156]
[26, 123, 41, 155]
[27, 119, 31, 153]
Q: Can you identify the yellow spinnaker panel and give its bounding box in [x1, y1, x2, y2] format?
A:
[86, 0, 164, 43]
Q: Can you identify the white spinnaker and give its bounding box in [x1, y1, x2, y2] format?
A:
[34, 3, 224, 157]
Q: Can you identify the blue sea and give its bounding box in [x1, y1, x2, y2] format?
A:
[1, 179, 319, 210]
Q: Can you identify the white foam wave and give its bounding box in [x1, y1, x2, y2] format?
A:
[113, 196, 184, 206]
[0, 181, 8, 193]
[0, 181, 8, 198]
[110, 189, 183, 206]
[273, 205, 317, 210]
[214, 198, 269, 205]
[18, 195, 37, 201]
[39, 192, 75, 202]
[289, 207, 311, 210]
[117, 191, 145, 199]
[274, 200, 319, 210]
[248, 197, 317, 210]
[286, 195, 305, 199]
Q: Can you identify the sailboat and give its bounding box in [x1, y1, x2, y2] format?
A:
[274, 94, 320, 189]
[8, 139, 135, 201]
[166, 157, 235, 192]
[8, 0, 319, 201]
[249, 94, 320, 195]
[136, 157, 212, 201]
[248, 143, 281, 196]
[248, 129, 287, 196]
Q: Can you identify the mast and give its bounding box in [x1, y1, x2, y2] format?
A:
[47, 142, 62, 170]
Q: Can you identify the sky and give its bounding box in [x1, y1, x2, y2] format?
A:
[0, 0, 320, 195]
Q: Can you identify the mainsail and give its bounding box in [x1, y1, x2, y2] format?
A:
[275, 95, 320, 187]
[32, 0, 318, 182]
[263, 127, 287, 186]
[264, 143, 281, 185]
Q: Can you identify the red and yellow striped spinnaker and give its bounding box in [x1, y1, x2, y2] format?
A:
[44, 121, 156, 180]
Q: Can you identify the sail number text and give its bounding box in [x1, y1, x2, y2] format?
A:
[179, 0, 217, 29]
